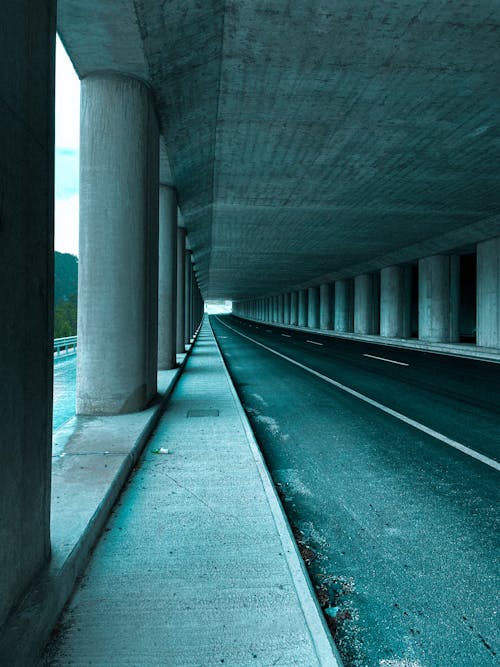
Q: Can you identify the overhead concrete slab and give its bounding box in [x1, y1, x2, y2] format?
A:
[57, 1, 500, 299]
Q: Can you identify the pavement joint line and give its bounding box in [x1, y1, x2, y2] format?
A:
[363, 353, 409, 367]
[209, 317, 344, 667]
[215, 316, 500, 473]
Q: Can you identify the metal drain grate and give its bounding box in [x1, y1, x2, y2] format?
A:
[186, 409, 220, 418]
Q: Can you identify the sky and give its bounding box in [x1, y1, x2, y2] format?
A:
[55, 36, 80, 257]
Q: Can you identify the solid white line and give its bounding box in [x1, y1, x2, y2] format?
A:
[215, 317, 500, 473]
[307, 340, 324, 346]
[281, 333, 292, 338]
[364, 353, 409, 367]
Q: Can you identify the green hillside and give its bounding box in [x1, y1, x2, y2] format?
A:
[54, 252, 78, 338]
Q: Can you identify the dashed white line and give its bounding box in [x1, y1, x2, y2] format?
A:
[363, 354, 409, 367]
[265, 329, 272, 333]
[306, 340, 324, 346]
[215, 316, 500, 473]
[281, 333, 292, 338]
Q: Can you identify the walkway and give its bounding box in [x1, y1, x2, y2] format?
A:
[43, 319, 339, 666]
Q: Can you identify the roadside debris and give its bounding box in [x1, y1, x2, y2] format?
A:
[151, 447, 170, 455]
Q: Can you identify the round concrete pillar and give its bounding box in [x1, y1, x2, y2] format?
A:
[354, 273, 380, 335]
[380, 265, 412, 338]
[307, 287, 320, 328]
[334, 280, 354, 332]
[298, 289, 308, 327]
[290, 292, 299, 325]
[176, 228, 186, 352]
[158, 186, 177, 369]
[184, 251, 192, 345]
[77, 73, 159, 414]
[319, 284, 334, 330]
[277, 294, 284, 323]
[418, 255, 459, 342]
[477, 237, 500, 348]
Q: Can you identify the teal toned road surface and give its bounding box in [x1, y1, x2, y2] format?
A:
[211, 315, 500, 667]
[53, 354, 77, 431]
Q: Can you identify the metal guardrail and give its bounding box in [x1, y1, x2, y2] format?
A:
[54, 336, 77, 357]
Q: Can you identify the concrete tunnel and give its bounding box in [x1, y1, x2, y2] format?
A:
[1, 1, 499, 662]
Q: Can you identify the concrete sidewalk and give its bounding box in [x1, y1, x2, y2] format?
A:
[42, 319, 340, 666]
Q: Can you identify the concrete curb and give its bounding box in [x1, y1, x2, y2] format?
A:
[238, 316, 500, 363]
[209, 317, 344, 667]
[0, 330, 200, 666]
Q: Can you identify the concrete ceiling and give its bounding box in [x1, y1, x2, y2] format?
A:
[58, 1, 500, 299]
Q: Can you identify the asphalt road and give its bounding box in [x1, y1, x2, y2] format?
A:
[211, 314, 500, 667]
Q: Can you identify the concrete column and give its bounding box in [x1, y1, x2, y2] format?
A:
[380, 265, 412, 338]
[158, 186, 177, 369]
[319, 284, 334, 330]
[176, 228, 186, 352]
[334, 279, 354, 332]
[184, 252, 192, 344]
[418, 255, 459, 342]
[0, 1, 55, 627]
[277, 294, 284, 323]
[283, 293, 291, 325]
[298, 289, 308, 327]
[77, 73, 159, 414]
[307, 287, 320, 328]
[477, 237, 500, 348]
[290, 292, 299, 325]
[354, 273, 380, 334]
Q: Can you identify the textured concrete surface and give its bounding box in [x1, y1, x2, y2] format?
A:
[42, 320, 340, 666]
[57, 2, 500, 299]
[0, 357, 188, 667]
[0, 0, 56, 629]
[77, 73, 159, 414]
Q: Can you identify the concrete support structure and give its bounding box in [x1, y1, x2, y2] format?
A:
[77, 73, 159, 414]
[158, 187, 177, 369]
[418, 255, 459, 342]
[0, 1, 56, 627]
[334, 280, 354, 332]
[184, 251, 192, 345]
[283, 293, 291, 325]
[319, 284, 334, 330]
[298, 290, 308, 327]
[290, 292, 299, 325]
[380, 265, 412, 338]
[176, 228, 186, 352]
[277, 294, 284, 323]
[477, 237, 500, 348]
[354, 273, 380, 335]
[307, 287, 320, 328]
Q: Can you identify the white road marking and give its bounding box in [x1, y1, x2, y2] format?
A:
[265, 329, 272, 333]
[307, 340, 324, 346]
[281, 333, 292, 338]
[364, 354, 409, 367]
[216, 316, 500, 473]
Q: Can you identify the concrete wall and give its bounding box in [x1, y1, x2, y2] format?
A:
[0, 2, 56, 627]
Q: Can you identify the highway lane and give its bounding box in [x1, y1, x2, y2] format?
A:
[53, 354, 77, 431]
[211, 314, 500, 667]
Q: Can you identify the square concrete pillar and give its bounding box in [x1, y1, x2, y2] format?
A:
[418, 255, 459, 343]
[320, 284, 334, 330]
[0, 1, 56, 627]
[290, 292, 299, 325]
[380, 265, 412, 338]
[334, 280, 354, 332]
[283, 293, 291, 325]
[307, 287, 320, 328]
[477, 237, 500, 348]
[298, 289, 308, 327]
[354, 273, 380, 334]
